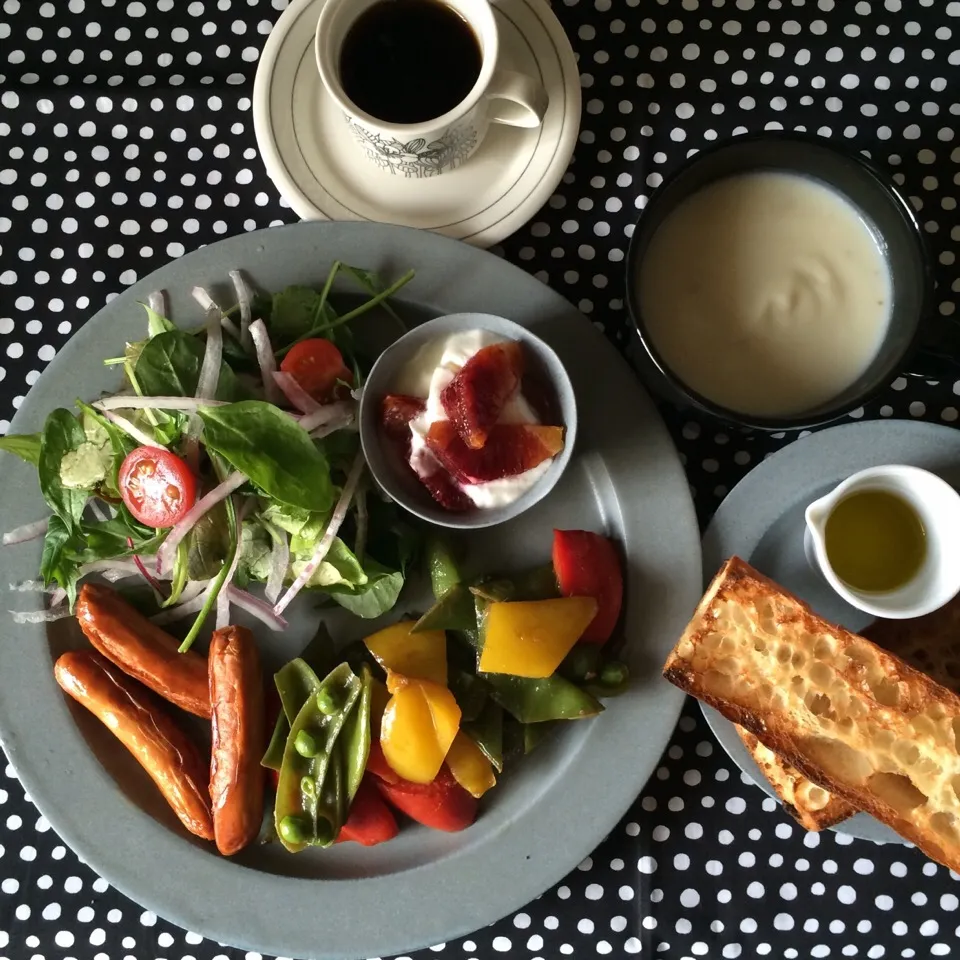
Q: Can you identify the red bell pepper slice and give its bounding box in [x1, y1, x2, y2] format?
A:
[374, 767, 478, 833]
[552, 529, 624, 644]
[336, 776, 399, 847]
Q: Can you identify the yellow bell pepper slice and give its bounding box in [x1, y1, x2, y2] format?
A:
[364, 621, 447, 686]
[478, 597, 599, 678]
[369, 676, 391, 739]
[381, 672, 461, 784]
[446, 732, 496, 798]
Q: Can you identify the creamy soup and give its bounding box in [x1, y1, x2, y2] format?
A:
[638, 171, 892, 418]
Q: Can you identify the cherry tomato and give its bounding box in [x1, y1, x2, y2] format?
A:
[279, 338, 353, 403]
[119, 446, 197, 529]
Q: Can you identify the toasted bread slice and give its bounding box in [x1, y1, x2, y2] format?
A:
[735, 725, 856, 830]
[664, 556, 960, 872]
[734, 594, 960, 832]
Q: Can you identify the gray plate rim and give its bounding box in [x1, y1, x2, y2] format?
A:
[700, 418, 960, 846]
[0, 221, 702, 960]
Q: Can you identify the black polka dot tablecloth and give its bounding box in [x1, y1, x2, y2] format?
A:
[1, 1, 959, 958]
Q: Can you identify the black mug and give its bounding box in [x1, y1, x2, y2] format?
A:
[625, 132, 950, 432]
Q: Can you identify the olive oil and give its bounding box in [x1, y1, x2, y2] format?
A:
[824, 489, 926, 593]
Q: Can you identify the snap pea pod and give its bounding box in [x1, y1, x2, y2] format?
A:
[426, 536, 462, 600]
[275, 657, 323, 725]
[314, 739, 346, 848]
[261, 711, 289, 772]
[462, 698, 504, 772]
[581, 661, 630, 699]
[524, 720, 556, 754]
[274, 663, 362, 853]
[340, 663, 373, 804]
[470, 564, 559, 603]
[413, 584, 477, 634]
[448, 667, 490, 723]
[481, 672, 604, 723]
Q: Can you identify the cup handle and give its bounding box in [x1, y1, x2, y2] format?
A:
[903, 317, 960, 381]
[485, 68, 548, 129]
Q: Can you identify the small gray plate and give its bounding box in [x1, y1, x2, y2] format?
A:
[0, 221, 702, 960]
[701, 419, 960, 845]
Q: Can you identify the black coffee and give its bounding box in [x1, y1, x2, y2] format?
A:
[339, 0, 483, 125]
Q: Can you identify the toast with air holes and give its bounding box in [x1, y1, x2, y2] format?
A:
[663, 556, 960, 872]
[735, 594, 960, 832]
[735, 726, 855, 830]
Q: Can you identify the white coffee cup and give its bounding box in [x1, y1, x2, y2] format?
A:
[314, 0, 548, 178]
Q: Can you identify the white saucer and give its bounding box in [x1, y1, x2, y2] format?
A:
[252, 0, 580, 248]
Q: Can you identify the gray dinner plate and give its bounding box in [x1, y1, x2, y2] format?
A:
[0, 221, 702, 960]
[701, 419, 960, 846]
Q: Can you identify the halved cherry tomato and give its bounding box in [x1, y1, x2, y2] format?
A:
[119, 446, 197, 529]
[279, 338, 353, 403]
[335, 776, 399, 846]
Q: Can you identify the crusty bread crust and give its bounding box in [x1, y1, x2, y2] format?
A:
[665, 556, 960, 872]
[736, 594, 960, 833]
[735, 725, 855, 830]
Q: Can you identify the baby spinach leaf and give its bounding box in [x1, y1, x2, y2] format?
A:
[199, 401, 334, 513]
[0, 433, 43, 466]
[325, 559, 404, 619]
[269, 286, 336, 348]
[186, 500, 230, 579]
[134, 330, 240, 400]
[143, 303, 176, 338]
[39, 409, 89, 534]
[40, 516, 81, 610]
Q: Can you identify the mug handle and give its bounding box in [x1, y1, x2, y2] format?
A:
[903, 317, 960, 381]
[485, 68, 548, 129]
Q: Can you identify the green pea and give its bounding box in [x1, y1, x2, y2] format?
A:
[278, 815, 310, 846]
[294, 729, 320, 758]
[316, 688, 340, 715]
[600, 661, 629, 687]
[300, 775, 317, 799]
[561, 645, 600, 682]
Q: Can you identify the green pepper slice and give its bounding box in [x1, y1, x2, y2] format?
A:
[274, 663, 363, 853]
[448, 667, 490, 723]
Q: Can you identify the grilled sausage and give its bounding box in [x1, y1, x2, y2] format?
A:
[54, 649, 214, 841]
[208, 626, 265, 856]
[76, 583, 211, 718]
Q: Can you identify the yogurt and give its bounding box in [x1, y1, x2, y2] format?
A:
[395, 329, 550, 508]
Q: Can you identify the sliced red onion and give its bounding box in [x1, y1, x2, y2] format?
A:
[272, 372, 321, 414]
[49, 587, 68, 607]
[196, 304, 223, 401]
[299, 401, 356, 434]
[273, 450, 365, 616]
[11, 606, 71, 624]
[191, 285, 217, 314]
[102, 410, 166, 450]
[78, 558, 141, 581]
[88, 499, 110, 523]
[147, 291, 166, 317]
[249, 319, 283, 405]
[9, 581, 47, 592]
[150, 588, 210, 625]
[133, 553, 168, 604]
[3, 517, 50, 545]
[263, 523, 290, 604]
[155, 470, 247, 574]
[230, 269, 253, 351]
[225, 585, 288, 631]
[95, 396, 226, 413]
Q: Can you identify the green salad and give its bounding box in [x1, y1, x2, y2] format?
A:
[0, 262, 416, 650]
